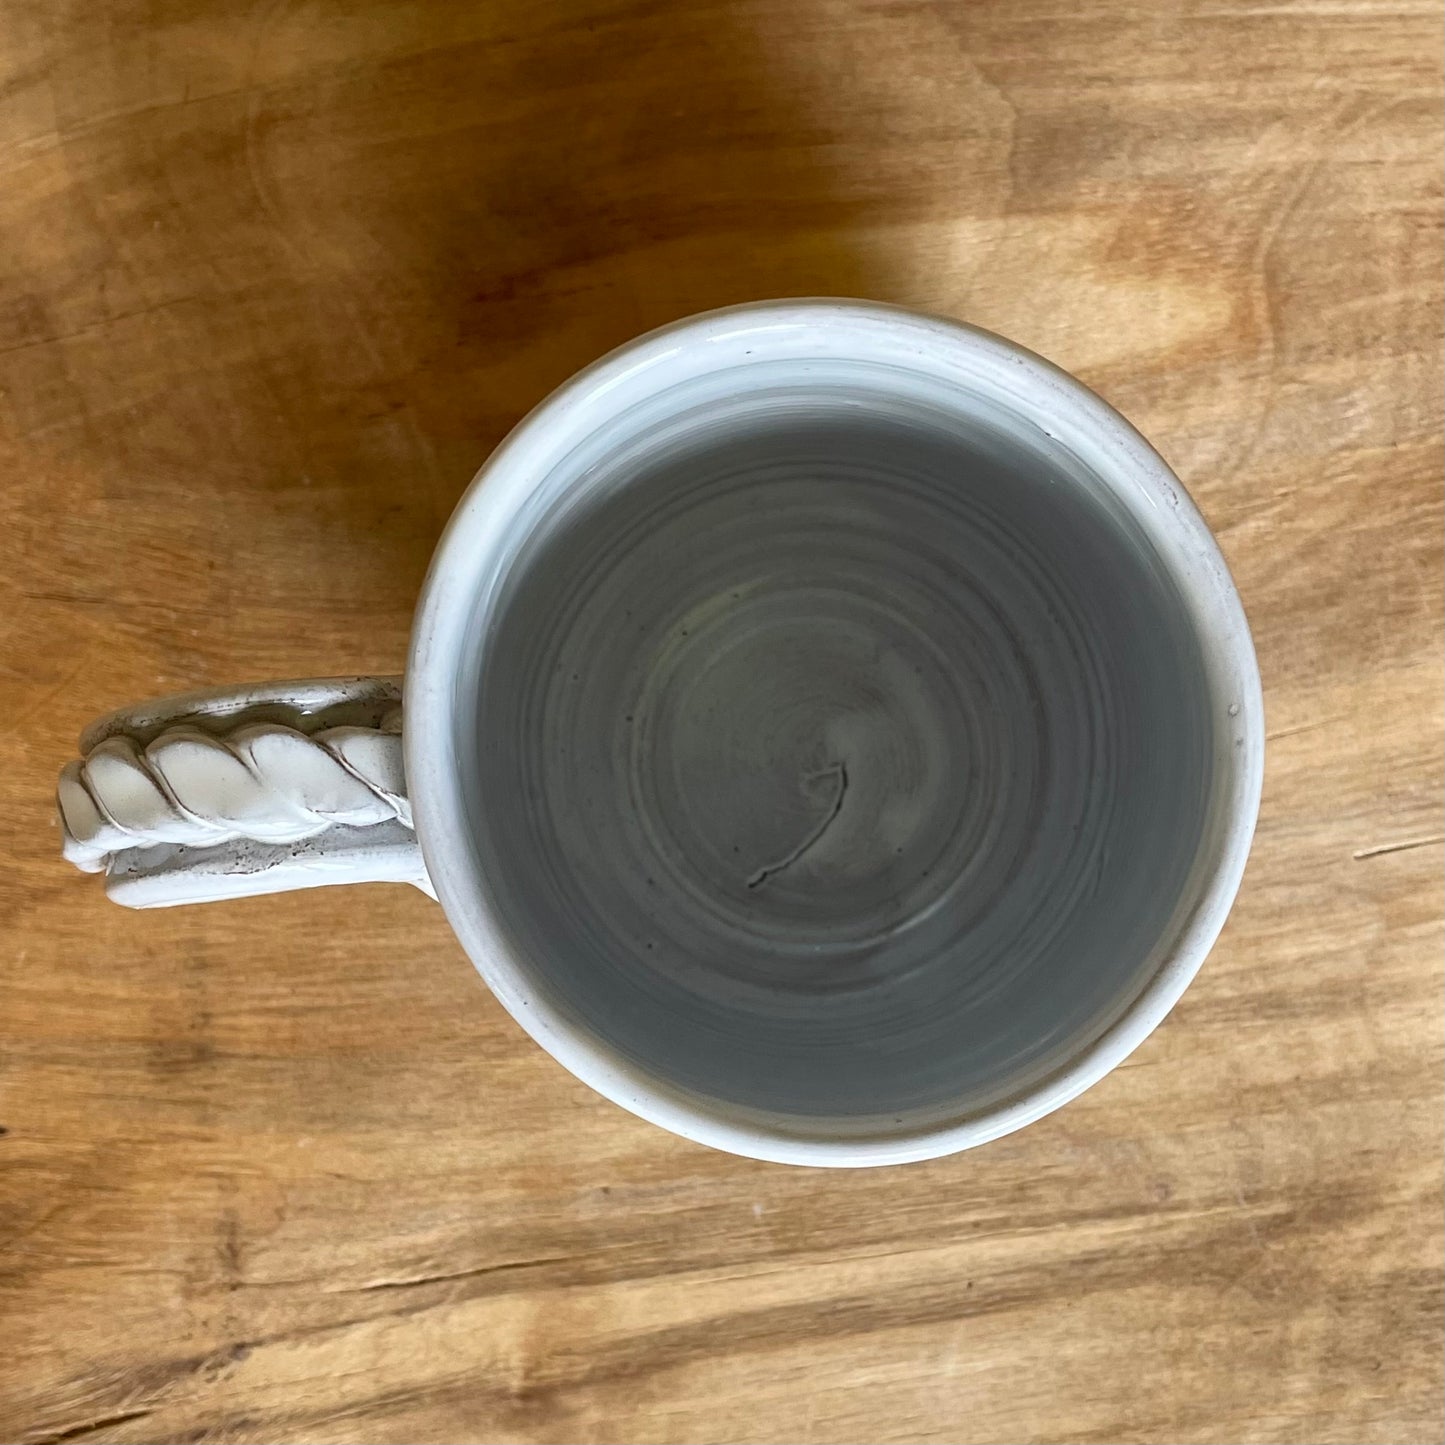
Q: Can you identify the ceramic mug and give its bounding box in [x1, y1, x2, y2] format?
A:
[57, 301, 1263, 1166]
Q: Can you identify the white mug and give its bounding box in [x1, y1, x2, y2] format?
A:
[57, 301, 1263, 1166]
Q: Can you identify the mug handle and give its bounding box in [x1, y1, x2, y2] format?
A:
[55, 677, 434, 909]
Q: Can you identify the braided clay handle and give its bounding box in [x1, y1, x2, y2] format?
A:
[56, 678, 433, 909]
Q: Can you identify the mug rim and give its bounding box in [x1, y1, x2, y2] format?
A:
[406, 299, 1264, 1166]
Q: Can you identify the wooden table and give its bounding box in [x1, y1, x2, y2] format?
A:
[2, 2, 1440, 1441]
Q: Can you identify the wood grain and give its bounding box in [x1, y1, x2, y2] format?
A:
[1, 1, 1440, 1441]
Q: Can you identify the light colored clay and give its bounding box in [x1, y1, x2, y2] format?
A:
[57, 678, 429, 906]
[58, 302, 1264, 1165]
[406, 301, 1263, 1164]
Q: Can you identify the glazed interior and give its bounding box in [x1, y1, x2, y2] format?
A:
[459, 370, 1218, 1131]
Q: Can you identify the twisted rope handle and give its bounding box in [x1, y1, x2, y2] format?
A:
[58, 705, 410, 873]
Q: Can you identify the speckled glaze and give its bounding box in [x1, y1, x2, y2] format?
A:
[409, 302, 1262, 1165]
[61, 302, 1264, 1166]
[58, 679, 429, 906]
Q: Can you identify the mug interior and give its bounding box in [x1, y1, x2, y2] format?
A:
[409, 304, 1261, 1164]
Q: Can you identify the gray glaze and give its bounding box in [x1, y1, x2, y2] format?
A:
[57, 301, 1259, 1162]
[466, 391, 1213, 1129]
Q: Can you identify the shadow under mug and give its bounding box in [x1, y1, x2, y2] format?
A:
[58, 301, 1263, 1166]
